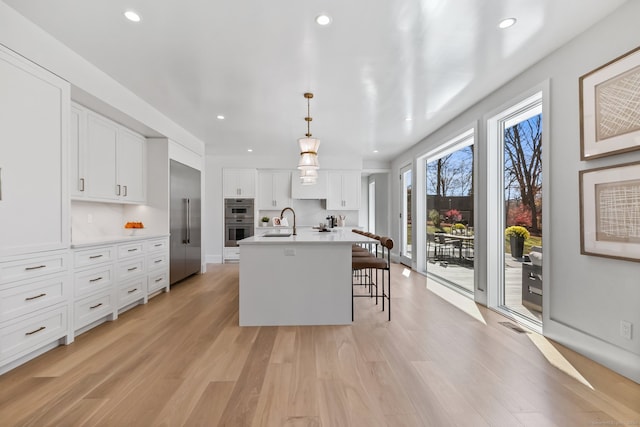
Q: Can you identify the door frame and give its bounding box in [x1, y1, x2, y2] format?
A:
[399, 164, 413, 266]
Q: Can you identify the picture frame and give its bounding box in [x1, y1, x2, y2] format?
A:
[579, 46, 640, 160]
[271, 217, 281, 226]
[579, 160, 640, 262]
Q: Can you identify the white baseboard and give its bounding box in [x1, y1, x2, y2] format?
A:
[206, 254, 222, 264]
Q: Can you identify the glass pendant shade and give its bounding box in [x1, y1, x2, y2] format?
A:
[300, 168, 318, 185]
[297, 137, 320, 170]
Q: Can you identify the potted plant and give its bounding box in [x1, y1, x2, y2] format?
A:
[260, 216, 269, 227]
[505, 225, 530, 259]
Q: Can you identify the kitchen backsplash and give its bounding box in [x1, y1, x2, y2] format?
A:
[258, 199, 358, 227]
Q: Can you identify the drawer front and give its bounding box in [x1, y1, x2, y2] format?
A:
[118, 243, 145, 259]
[147, 253, 168, 272]
[74, 292, 114, 330]
[118, 277, 146, 308]
[146, 238, 168, 253]
[0, 253, 67, 284]
[0, 275, 67, 322]
[74, 265, 114, 297]
[224, 247, 240, 259]
[73, 246, 115, 268]
[0, 305, 67, 363]
[117, 258, 146, 281]
[148, 270, 168, 294]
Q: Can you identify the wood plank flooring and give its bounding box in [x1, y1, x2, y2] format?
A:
[0, 263, 638, 426]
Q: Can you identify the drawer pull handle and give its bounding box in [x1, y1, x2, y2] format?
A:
[127, 288, 138, 294]
[25, 326, 46, 336]
[25, 265, 46, 271]
[25, 293, 47, 301]
[127, 248, 138, 252]
[90, 303, 103, 310]
[89, 254, 103, 259]
[155, 278, 162, 282]
[127, 267, 137, 272]
[154, 259, 162, 263]
[154, 243, 162, 247]
[89, 277, 103, 283]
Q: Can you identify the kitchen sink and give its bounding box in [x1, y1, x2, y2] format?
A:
[262, 233, 292, 237]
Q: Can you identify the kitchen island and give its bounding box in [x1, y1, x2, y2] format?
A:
[237, 228, 378, 326]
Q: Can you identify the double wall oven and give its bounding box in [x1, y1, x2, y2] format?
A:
[224, 198, 254, 247]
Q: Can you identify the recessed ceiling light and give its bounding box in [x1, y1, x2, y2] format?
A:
[373, 150, 379, 153]
[315, 14, 332, 26]
[124, 10, 141, 22]
[498, 18, 517, 29]
[405, 117, 413, 121]
[217, 115, 225, 120]
[247, 149, 253, 152]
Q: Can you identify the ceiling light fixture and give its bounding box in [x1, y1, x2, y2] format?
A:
[297, 92, 320, 185]
[247, 149, 253, 152]
[217, 115, 225, 120]
[315, 14, 332, 26]
[124, 10, 141, 22]
[373, 150, 379, 153]
[498, 18, 517, 29]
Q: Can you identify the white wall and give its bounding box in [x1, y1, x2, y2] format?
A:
[391, 1, 640, 383]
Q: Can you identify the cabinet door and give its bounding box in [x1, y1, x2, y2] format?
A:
[237, 170, 256, 198]
[223, 169, 256, 198]
[86, 114, 118, 201]
[0, 47, 69, 256]
[223, 170, 239, 198]
[69, 105, 86, 198]
[117, 129, 146, 203]
[272, 171, 291, 209]
[257, 171, 275, 209]
[341, 171, 361, 210]
[326, 171, 344, 210]
[327, 171, 360, 210]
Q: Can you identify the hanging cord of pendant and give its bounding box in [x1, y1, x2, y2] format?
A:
[304, 92, 313, 137]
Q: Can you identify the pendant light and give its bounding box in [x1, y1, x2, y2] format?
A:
[297, 92, 319, 183]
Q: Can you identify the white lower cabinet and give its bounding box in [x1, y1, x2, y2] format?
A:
[71, 236, 169, 335]
[0, 305, 68, 364]
[0, 250, 71, 373]
[74, 291, 114, 331]
[118, 277, 147, 310]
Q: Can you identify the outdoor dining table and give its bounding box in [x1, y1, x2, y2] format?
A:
[438, 233, 475, 263]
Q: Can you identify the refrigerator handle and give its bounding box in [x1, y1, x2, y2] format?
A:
[186, 198, 191, 244]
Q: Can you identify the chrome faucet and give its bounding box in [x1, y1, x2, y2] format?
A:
[280, 207, 297, 235]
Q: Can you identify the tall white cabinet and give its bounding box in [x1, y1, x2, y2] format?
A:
[0, 47, 69, 255]
[0, 45, 72, 374]
[223, 169, 256, 198]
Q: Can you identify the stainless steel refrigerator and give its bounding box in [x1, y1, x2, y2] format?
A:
[170, 160, 201, 284]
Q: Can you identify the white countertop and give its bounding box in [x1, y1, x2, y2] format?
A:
[70, 233, 169, 248]
[238, 228, 377, 245]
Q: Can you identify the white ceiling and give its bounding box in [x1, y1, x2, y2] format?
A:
[3, 0, 628, 162]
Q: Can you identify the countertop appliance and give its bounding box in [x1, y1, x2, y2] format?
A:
[225, 198, 254, 247]
[170, 160, 202, 284]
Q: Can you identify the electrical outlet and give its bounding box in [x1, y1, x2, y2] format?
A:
[620, 320, 632, 340]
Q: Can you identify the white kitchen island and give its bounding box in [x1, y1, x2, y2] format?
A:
[238, 228, 378, 326]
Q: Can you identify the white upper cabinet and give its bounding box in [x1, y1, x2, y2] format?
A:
[223, 169, 256, 198]
[0, 46, 70, 256]
[290, 170, 328, 199]
[326, 171, 361, 210]
[258, 170, 291, 210]
[116, 128, 146, 203]
[71, 104, 146, 204]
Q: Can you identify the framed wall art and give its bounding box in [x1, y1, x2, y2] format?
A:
[580, 46, 640, 160]
[579, 160, 640, 262]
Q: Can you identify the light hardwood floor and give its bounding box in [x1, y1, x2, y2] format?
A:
[0, 263, 638, 426]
